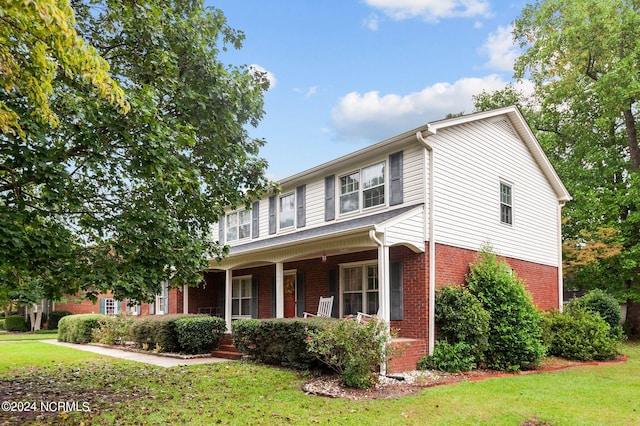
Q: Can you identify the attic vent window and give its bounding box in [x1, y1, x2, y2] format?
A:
[493, 118, 517, 138]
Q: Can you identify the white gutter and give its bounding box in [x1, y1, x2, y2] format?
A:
[416, 130, 436, 356]
[369, 229, 389, 375]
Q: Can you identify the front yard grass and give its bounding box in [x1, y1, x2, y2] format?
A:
[0, 330, 58, 341]
[0, 341, 638, 425]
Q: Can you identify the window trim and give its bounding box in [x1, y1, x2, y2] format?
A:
[500, 181, 513, 226]
[338, 161, 386, 216]
[226, 209, 252, 243]
[231, 275, 253, 319]
[339, 261, 379, 317]
[278, 192, 296, 230]
[102, 298, 119, 316]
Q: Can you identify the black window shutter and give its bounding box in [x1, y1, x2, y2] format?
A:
[218, 215, 225, 243]
[324, 175, 335, 221]
[389, 151, 404, 206]
[251, 276, 259, 318]
[390, 261, 404, 320]
[270, 276, 276, 318]
[295, 271, 306, 318]
[268, 195, 276, 234]
[296, 185, 306, 228]
[327, 268, 339, 318]
[252, 201, 260, 239]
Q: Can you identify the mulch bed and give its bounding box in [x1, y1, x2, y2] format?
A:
[301, 354, 628, 400]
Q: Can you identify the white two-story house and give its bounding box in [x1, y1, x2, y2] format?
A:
[57, 106, 570, 371]
[186, 105, 570, 367]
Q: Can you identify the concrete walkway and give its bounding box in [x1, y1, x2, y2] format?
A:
[42, 340, 232, 368]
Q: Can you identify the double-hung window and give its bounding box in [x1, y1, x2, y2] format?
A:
[339, 162, 385, 214]
[101, 298, 119, 315]
[231, 276, 252, 318]
[342, 263, 379, 316]
[500, 182, 513, 225]
[156, 282, 168, 315]
[227, 210, 251, 242]
[279, 193, 295, 229]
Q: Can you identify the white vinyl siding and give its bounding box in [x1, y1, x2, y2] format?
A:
[215, 142, 427, 247]
[431, 119, 560, 266]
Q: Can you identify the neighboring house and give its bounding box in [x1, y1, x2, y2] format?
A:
[57, 106, 570, 370]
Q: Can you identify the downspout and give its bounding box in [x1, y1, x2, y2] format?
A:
[416, 130, 436, 356]
[557, 202, 566, 311]
[369, 229, 389, 375]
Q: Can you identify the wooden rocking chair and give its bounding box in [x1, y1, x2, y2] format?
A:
[303, 296, 334, 318]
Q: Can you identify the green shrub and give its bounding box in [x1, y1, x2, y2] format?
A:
[542, 308, 618, 361]
[0, 319, 4, 330]
[175, 316, 227, 354]
[232, 318, 327, 370]
[47, 310, 72, 330]
[466, 247, 546, 371]
[130, 315, 189, 352]
[567, 289, 623, 339]
[58, 314, 106, 343]
[435, 285, 490, 362]
[4, 315, 28, 332]
[306, 318, 389, 389]
[417, 341, 476, 372]
[92, 315, 134, 345]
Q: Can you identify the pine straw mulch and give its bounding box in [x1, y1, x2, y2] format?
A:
[301, 354, 628, 401]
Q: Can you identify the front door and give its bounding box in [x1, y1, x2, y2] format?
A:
[284, 273, 296, 318]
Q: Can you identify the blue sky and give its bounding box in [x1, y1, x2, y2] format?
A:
[211, 0, 532, 179]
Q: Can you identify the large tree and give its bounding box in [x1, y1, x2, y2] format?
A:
[477, 0, 640, 334]
[1, 0, 272, 310]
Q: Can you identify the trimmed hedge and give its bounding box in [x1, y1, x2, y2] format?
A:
[4, 315, 28, 332]
[175, 316, 227, 354]
[418, 341, 476, 373]
[542, 308, 618, 361]
[567, 289, 623, 339]
[48, 310, 72, 330]
[58, 314, 106, 343]
[130, 314, 191, 353]
[232, 318, 329, 370]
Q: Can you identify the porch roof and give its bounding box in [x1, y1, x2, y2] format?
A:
[229, 203, 423, 256]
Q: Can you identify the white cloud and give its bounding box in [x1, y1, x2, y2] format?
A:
[365, 0, 492, 22]
[363, 13, 380, 31]
[330, 75, 509, 142]
[479, 25, 519, 72]
[294, 86, 319, 99]
[249, 64, 277, 90]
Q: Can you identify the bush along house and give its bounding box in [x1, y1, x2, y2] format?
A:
[56, 106, 570, 372]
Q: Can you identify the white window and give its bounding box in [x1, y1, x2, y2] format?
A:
[279, 193, 295, 229]
[341, 263, 379, 316]
[339, 162, 385, 214]
[126, 299, 141, 315]
[101, 298, 119, 316]
[232, 276, 252, 318]
[500, 182, 513, 225]
[340, 171, 360, 214]
[156, 282, 168, 315]
[227, 210, 251, 242]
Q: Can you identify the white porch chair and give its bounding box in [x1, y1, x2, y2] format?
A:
[303, 296, 334, 318]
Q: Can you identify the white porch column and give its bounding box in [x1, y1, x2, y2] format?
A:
[379, 245, 390, 322]
[275, 262, 284, 318]
[225, 269, 232, 332]
[183, 284, 189, 314]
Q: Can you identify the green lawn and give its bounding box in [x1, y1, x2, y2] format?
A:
[0, 330, 58, 341]
[0, 341, 638, 425]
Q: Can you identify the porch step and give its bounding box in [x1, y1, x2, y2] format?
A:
[212, 333, 243, 360]
[211, 349, 243, 360]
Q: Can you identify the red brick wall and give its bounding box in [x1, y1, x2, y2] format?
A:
[434, 243, 559, 310]
[390, 246, 428, 340]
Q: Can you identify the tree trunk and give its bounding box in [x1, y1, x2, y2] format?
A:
[625, 299, 640, 338]
[27, 302, 43, 331]
[623, 108, 640, 171]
